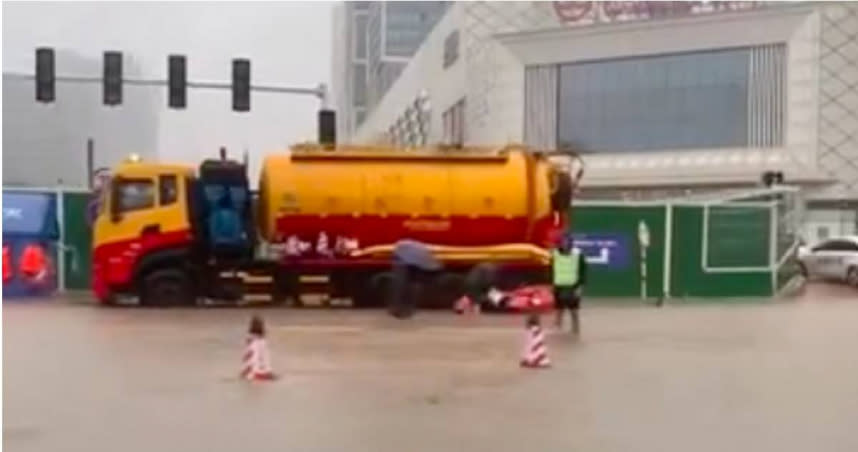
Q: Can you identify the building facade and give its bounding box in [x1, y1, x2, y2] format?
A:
[353, 1, 858, 241]
[331, 1, 448, 142]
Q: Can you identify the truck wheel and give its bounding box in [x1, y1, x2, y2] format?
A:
[433, 272, 466, 310]
[140, 269, 194, 307]
[273, 272, 298, 306]
[368, 272, 393, 308]
[97, 294, 119, 308]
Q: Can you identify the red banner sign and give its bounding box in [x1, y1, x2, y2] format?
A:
[553, 1, 763, 25]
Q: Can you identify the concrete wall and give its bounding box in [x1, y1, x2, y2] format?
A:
[458, 2, 559, 145]
[803, 208, 858, 243]
[814, 2, 858, 201]
[353, 4, 467, 144]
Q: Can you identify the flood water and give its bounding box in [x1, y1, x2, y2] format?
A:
[4, 283, 858, 452]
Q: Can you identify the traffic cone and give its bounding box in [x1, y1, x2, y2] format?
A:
[454, 295, 480, 315]
[240, 316, 277, 381]
[520, 314, 551, 369]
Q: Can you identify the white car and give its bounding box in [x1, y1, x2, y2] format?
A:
[798, 235, 858, 287]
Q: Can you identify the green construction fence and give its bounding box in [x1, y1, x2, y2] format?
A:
[61, 190, 93, 290]
[573, 192, 803, 301]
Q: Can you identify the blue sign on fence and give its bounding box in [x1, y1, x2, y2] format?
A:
[571, 233, 632, 270]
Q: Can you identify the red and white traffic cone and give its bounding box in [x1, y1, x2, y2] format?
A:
[240, 316, 277, 381]
[520, 315, 551, 369]
[454, 295, 480, 315]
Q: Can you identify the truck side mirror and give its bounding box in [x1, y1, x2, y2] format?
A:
[549, 169, 573, 212]
[109, 177, 123, 223]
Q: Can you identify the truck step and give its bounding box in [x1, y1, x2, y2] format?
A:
[296, 293, 354, 308]
[294, 274, 353, 308]
[219, 271, 272, 285]
[238, 293, 272, 305]
[298, 293, 328, 307]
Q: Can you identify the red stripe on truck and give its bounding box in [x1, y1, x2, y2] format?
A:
[92, 229, 192, 302]
[273, 214, 559, 248]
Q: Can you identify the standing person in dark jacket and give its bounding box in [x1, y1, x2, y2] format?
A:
[553, 234, 587, 336]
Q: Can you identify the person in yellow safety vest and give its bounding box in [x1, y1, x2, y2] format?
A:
[552, 234, 587, 336]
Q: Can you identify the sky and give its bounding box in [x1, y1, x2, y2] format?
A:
[2, 1, 333, 180]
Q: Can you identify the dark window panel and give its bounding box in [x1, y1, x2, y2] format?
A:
[557, 47, 763, 153]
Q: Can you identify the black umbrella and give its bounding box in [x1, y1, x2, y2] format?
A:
[392, 239, 442, 271]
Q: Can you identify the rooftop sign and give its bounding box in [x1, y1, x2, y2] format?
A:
[552, 1, 766, 26]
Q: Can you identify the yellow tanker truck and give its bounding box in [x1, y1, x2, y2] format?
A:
[91, 142, 579, 307]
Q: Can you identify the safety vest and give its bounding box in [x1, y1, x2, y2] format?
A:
[552, 249, 580, 287]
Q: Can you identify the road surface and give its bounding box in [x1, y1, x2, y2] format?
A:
[4, 283, 858, 451]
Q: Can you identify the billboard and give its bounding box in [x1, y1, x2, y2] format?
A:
[572, 232, 632, 270]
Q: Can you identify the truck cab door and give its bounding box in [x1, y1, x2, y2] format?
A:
[97, 176, 159, 244]
[95, 173, 186, 252]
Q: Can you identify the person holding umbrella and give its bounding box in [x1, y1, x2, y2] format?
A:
[389, 240, 442, 319]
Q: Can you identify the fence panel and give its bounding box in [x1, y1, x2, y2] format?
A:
[61, 191, 93, 290]
[670, 206, 772, 298]
[571, 205, 665, 299]
[705, 204, 770, 269]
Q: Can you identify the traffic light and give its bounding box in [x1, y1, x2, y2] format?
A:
[103, 51, 123, 106]
[232, 58, 250, 112]
[168, 55, 186, 109]
[35, 47, 55, 102]
[318, 109, 336, 147]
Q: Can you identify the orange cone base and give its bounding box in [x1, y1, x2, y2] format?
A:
[247, 371, 278, 381]
[520, 359, 551, 369]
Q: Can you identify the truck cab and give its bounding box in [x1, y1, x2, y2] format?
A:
[92, 155, 255, 305]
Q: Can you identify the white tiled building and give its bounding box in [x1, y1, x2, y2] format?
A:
[331, 1, 448, 142]
[351, 1, 858, 241]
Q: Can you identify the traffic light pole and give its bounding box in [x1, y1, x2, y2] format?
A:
[4, 72, 329, 106]
[19, 48, 336, 144]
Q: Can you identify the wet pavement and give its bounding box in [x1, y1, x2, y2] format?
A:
[4, 283, 858, 452]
